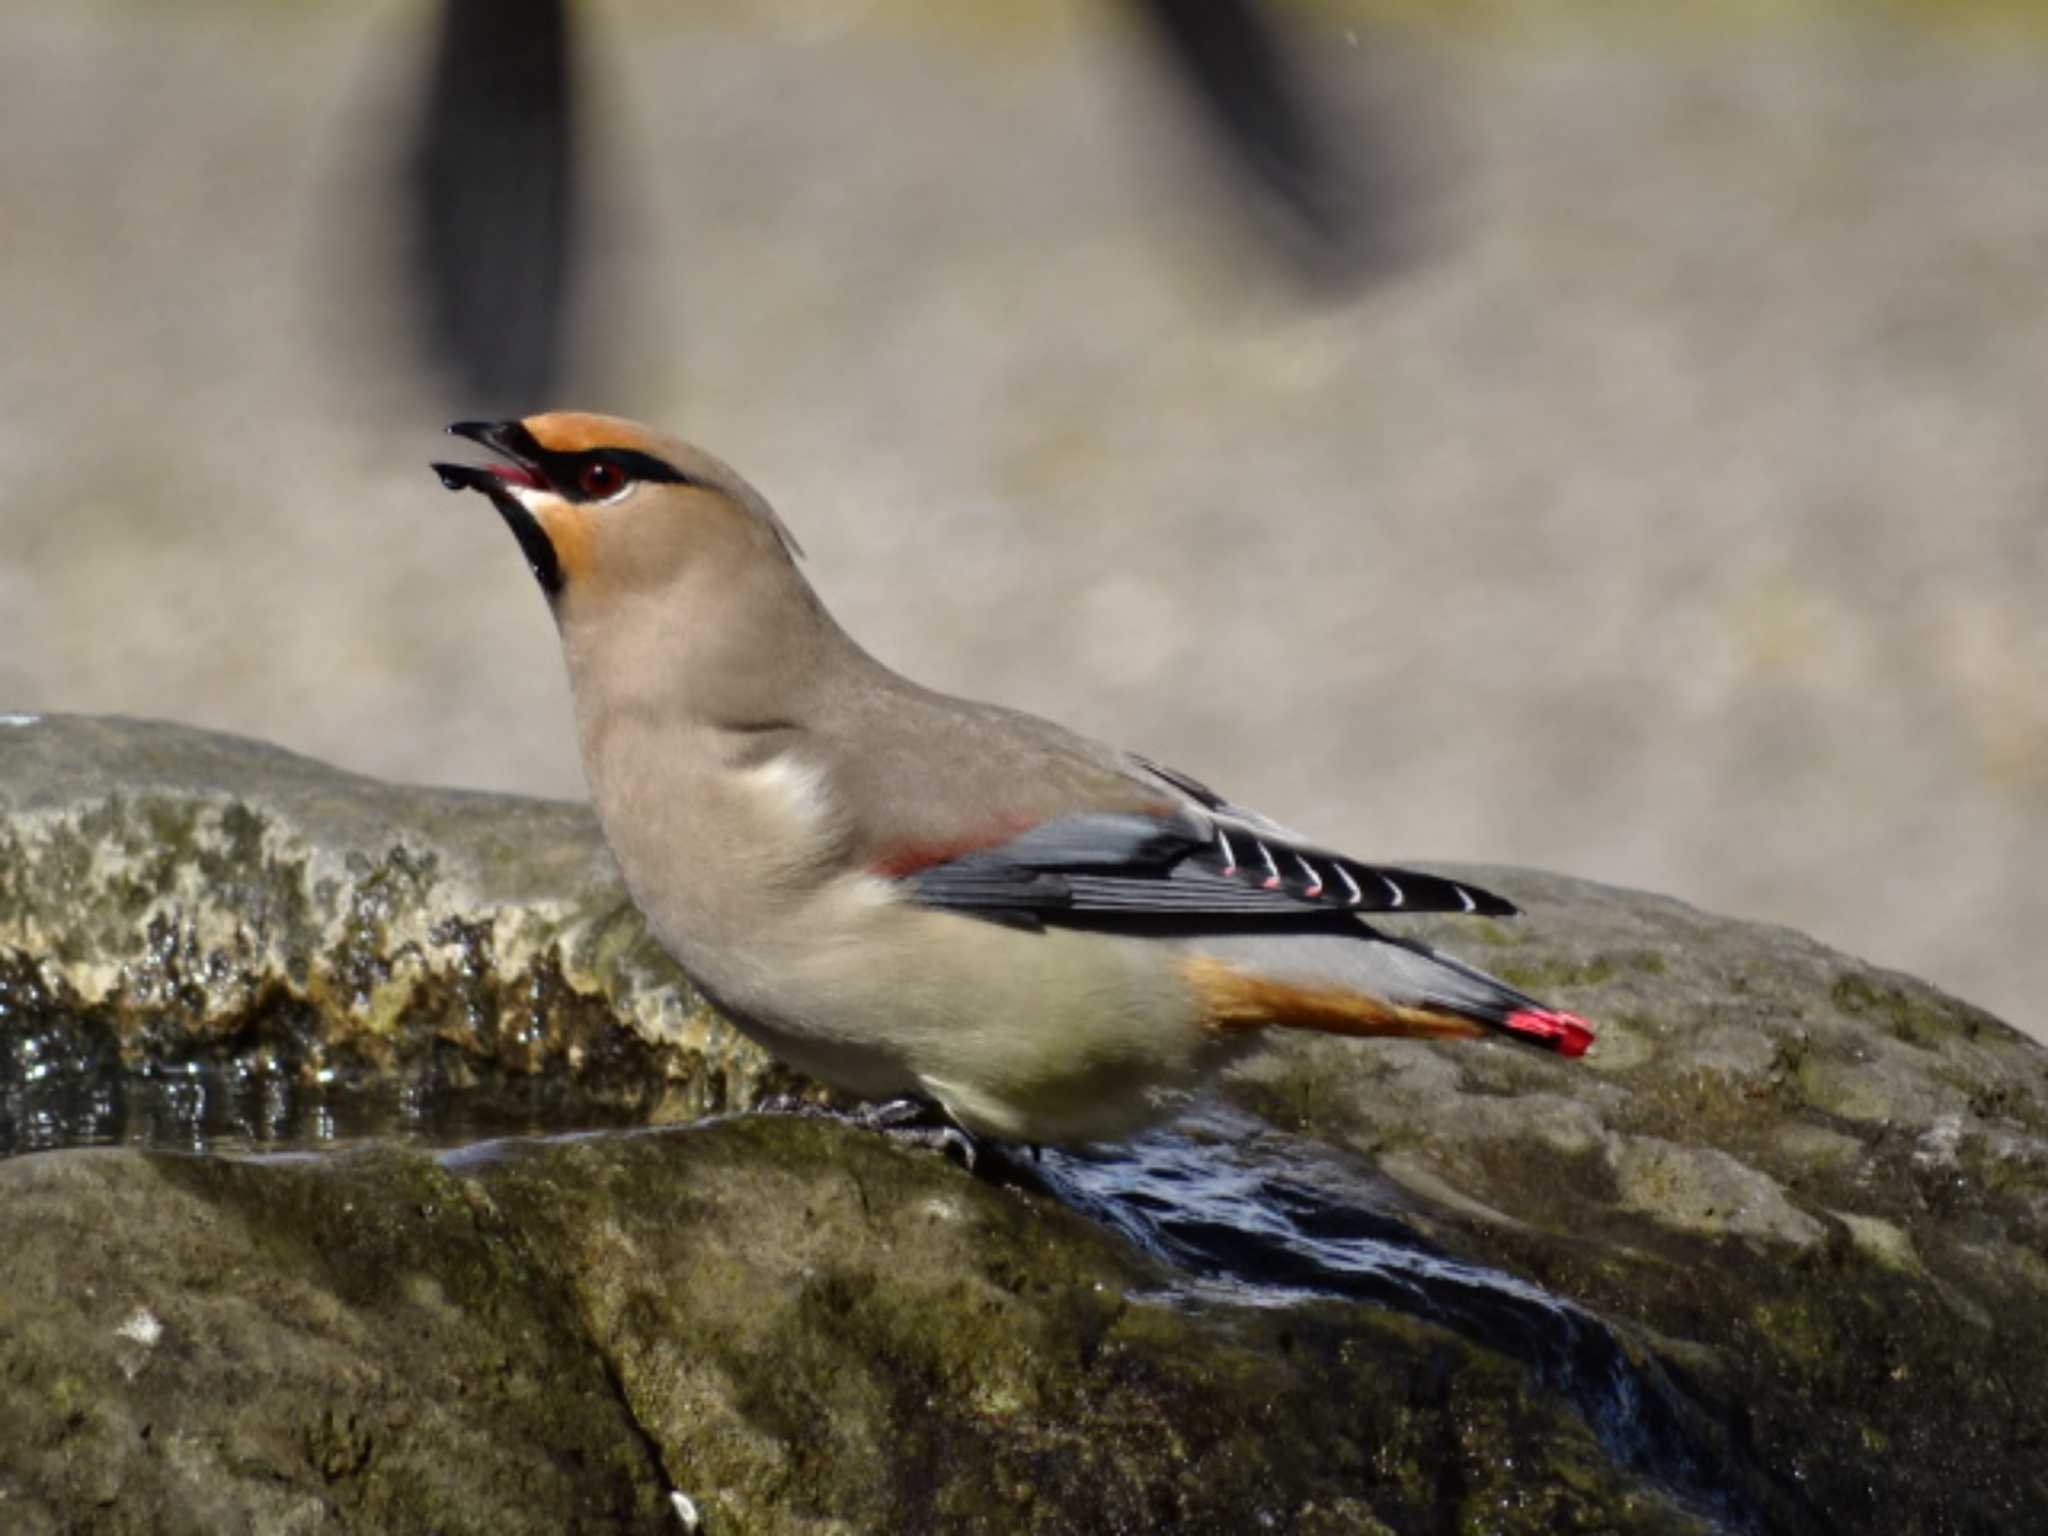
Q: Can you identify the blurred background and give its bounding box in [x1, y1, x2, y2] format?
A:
[3, 1, 2043, 1040]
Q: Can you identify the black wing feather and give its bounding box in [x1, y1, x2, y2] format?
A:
[899, 808, 1516, 927]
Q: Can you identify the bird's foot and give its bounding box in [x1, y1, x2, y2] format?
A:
[747, 1093, 984, 1171]
[849, 1100, 1058, 1189]
[855, 1096, 981, 1171]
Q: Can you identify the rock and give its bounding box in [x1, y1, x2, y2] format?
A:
[0, 714, 797, 1150]
[0, 1122, 1709, 1535]
[0, 1140, 666, 1534]
[1224, 871, 2048, 1534]
[4, 715, 2046, 1532]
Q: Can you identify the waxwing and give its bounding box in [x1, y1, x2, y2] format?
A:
[435, 412, 1592, 1144]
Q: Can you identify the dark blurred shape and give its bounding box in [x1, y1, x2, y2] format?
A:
[1129, 0, 1371, 270]
[409, 0, 577, 410]
[405, 0, 1380, 407]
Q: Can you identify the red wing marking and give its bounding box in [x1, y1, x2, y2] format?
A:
[868, 801, 1183, 881]
[868, 814, 1041, 879]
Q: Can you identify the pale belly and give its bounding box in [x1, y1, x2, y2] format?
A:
[653, 878, 1243, 1143]
[584, 735, 1243, 1142]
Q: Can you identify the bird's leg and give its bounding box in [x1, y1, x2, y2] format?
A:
[852, 1100, 1064, 1193]
[746, 1092, 985, 1170]
[853, 1095, 948, 1131]
[854, 1096, 981, 1171]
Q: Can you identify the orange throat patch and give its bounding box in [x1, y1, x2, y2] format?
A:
[537, 502, 594, 586]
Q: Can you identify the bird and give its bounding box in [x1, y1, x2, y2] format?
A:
[433, 412, 1593, 1146]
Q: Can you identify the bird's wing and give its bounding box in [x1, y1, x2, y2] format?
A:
[840, 720, 1589, 1056]
[884, 757, 1516, 929]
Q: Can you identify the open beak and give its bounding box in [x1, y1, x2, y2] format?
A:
[432, 420, 564, 598]
[433, 419, 550, 494]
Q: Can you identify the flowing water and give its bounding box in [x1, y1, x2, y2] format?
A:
[1035, 1108, 1777, 1534]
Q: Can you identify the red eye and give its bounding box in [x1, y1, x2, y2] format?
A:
[578, 460, 626, 499]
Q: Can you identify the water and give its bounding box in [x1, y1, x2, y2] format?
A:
[1035, 1108, 1783, 1535]
[0, 1054, 651, 1159]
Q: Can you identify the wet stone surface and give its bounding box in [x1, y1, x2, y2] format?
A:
[0, 715, 807, 1158]
[3, 716, 2045, 1533]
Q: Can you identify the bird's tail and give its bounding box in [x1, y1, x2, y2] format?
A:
[1181, 931, 1595, 1058]
[1369, 933, 1596, 1057]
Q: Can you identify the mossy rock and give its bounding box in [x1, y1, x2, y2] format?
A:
[0, 1120, 1717, 1535]
[0, 714, 799, 1147]
[4, 715, 2046, 1531]
[1225, 873, 2048, 1532]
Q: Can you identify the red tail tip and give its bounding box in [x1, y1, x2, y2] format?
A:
[1504, 1007, 1596, 1058]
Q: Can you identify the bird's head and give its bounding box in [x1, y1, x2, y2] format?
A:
[432, 411, 803, 605]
